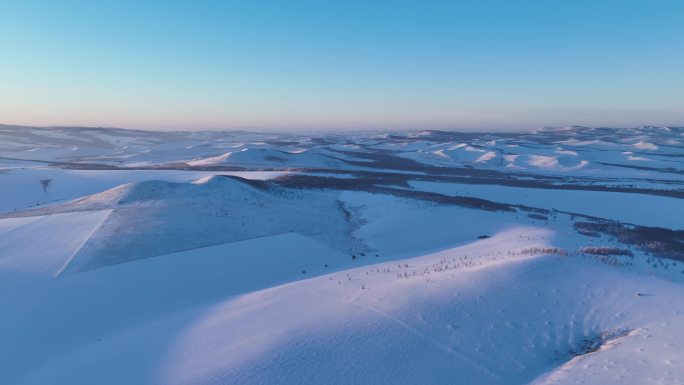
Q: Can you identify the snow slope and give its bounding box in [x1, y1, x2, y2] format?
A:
[0, 210, 111, 290]
[340, 191, 515, 257]
[0, 167, 286, 213]
[1, 176, 362, 273]
[0, 232, 349, 385]
[4, 226, 684, 385]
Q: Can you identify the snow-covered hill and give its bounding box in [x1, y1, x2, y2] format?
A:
[1, 125, 683, 385]
[3, 125, 682, 181]
[3, 225, 684, 385]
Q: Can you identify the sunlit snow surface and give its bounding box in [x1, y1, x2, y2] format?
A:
[1, 125, 683, 385]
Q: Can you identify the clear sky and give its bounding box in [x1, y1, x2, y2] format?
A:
[1, 0, 683, 131]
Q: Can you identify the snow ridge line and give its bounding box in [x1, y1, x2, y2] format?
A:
[54, 209, 113, 277]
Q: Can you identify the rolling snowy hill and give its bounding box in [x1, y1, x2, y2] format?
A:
[1, 125, 683, 385]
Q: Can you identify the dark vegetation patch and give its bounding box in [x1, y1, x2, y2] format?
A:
[217, 175, 271, 190]
[519, 206, 551, 215]
[48, 161, 120, 170]
[574, 222, 684, 260]
[598, 162, 684, 175]
[264, 155, 288, 163]
[300, 167, 684, 200]
[555, 329, 631, 362]
[375, 186, 514, 212]
[580, 246, 633, 257]
[275, 173, 412, 190]
[519, 247, 569, 256]
[527, 213, 549, 221]
[273, 174, 514, 212]
[574, 225, 602, 237]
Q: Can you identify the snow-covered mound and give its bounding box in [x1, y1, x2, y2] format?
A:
[0, 167, 286, 213]
[187, 148, 344, 169]
[3, 176, 362, 274]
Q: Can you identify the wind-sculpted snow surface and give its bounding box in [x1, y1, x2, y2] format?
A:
[1, 125, 684, 385]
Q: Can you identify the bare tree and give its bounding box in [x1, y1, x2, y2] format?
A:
[39, 179, 52, 199]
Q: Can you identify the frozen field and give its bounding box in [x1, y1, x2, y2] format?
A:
[1, 125, 683, 384]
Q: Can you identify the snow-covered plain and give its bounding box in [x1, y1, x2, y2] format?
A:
[409, 181, 684, 230]
[1, 125, 683, 385]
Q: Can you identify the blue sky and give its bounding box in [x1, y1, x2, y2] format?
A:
[1, 0, 683, 131]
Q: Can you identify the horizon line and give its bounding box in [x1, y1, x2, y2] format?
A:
[1, 122, 681, 135]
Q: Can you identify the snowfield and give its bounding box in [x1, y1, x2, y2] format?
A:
[1, 125, 683, 385]
[409, 181, 684, 230]
[4, 227, 684, 385]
